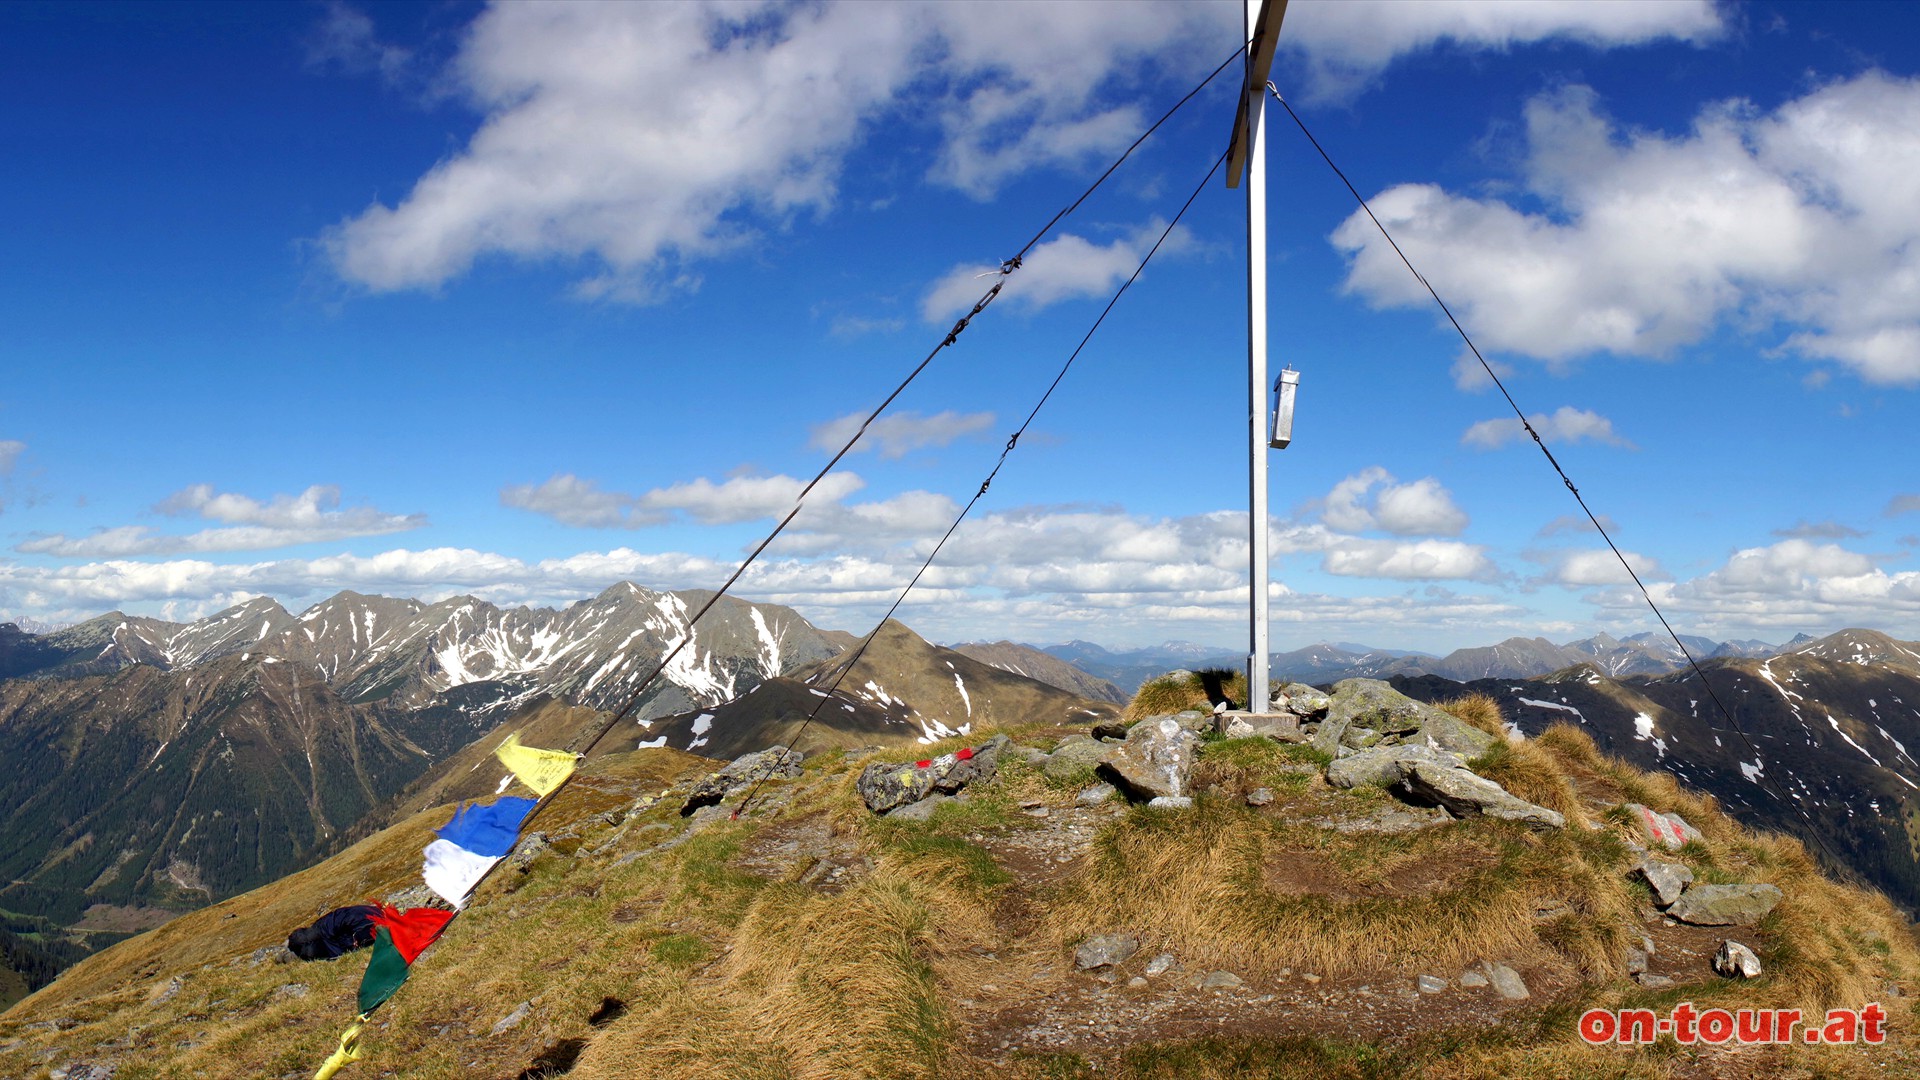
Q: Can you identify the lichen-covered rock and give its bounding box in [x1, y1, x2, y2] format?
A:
[1398, 761, 1565, 829]
[1668, 883, 1783, 927]
[858, 740, 1001, 813]
[857, 759, 937, 814]
[1098, 717, 1200, 801]
[933, 734, 1008, 794]
[1274, 682, 1331, 719]
[1044, 734, 1109, 781]
[682, 745, 805, 814]
[1324, 744, 1466, 789]
[1311, 679, 1497, 760]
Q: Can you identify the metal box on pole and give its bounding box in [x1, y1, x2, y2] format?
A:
[1270, 368, 1298, 449]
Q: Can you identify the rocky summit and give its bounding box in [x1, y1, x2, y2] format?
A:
[4, 676, 1913, 1080]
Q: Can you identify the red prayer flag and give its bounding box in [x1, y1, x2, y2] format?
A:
[368, 905, 456, 964]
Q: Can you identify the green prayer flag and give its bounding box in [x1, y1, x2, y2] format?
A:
[357, 927, 410, 1015]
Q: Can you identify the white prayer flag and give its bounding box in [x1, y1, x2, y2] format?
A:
[422, 838, 501, 909]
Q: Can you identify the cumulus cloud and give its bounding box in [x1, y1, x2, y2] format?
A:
[1462, 406, 1633, 450]
[502, 472, 867, 529]
[323, 1, 1232, 299]
[1581, 539, 1920, 633]
[1885, 494, 1920, 518]
[1282, 0, 1721, 101]
[1320, 467, 1469, 536]
[921, 221, 1191, 321]
[1334, 74, 1920, 385]
[317, 0, 1734, 301]
[1319, 537, 1497, 581]
[809, 409, 996, 459]
[16, 485, 426, 557]
[1542, 547, 1667, 587]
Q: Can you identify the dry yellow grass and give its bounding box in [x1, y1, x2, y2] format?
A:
[5, 705, 1918, 1080]
[1125, 668, 1245, 721]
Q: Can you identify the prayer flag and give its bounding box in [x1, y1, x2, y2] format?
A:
[436, 797, 538, 858]
[368, 905, 456, 965]
[422, 839, 501, 909]
[356, 928, 410, 1015]
[311, 1017, 364, 1080]
[494, 732, 577, 796]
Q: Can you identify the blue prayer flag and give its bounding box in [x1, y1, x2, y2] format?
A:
[436, 796, 538, 857]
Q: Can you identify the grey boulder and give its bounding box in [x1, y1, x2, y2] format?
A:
[1630, 858, 1694, 907]
[1044, 734, 1109, 781]
[1398, 760, 1564, 829]
[1311, 679, 1497, 760]
[1325, 744, 1464, 789]
[683, 745, 805, 814]
[1074, 933, 1139, 970]
[1667, 883, 1783, 927]
[1098, 717, 1201, 801]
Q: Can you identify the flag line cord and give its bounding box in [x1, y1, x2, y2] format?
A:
[732, 147, 1232, 818]
[1265, 83, 1853, 876]
[372, 42, 1253, 947]
[560, 40, 1249, 767]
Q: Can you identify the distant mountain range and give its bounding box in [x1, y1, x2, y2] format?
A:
[1029, 631, 1803, 695]
[0, 584, 847, 996]
[1390, 627, 1920, 911]
[5, 585, 1916, 1002]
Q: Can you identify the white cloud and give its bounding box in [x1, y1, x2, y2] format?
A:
[1320, 467, 1469, 536]
[809, 409, 996, 459]
[4, 486, 1517, 641]
[320, 0, 1730, 302]
[324, 1, 1232, 299]
[1545, 548, 1667, 587]
[503, 471, 866, 528]
[1320, 537, 1496, 581]
[921, 221, 1191, 321]
[1282, 0, 1721, 101]
[1333, 74, 1920, 385]
[16, 485, 426, 557]
[0, 441, 22, 476]
[1581, 539, 1920, 633]
[1462, 406, 1633, 450]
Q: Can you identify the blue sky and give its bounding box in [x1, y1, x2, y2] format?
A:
[2, 0, 1918, 653]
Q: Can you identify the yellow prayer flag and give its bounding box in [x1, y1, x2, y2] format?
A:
[313, 1017, 365, 1080]
[494, 732, 577, 797]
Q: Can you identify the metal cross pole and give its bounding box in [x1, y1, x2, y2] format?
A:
[1227, 0, 1286, 713]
